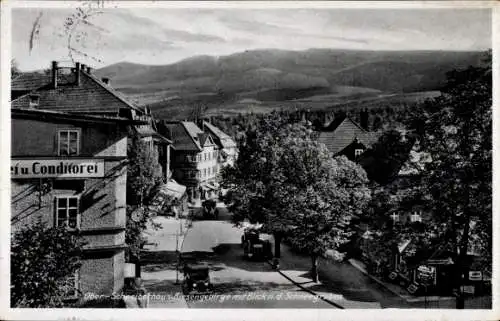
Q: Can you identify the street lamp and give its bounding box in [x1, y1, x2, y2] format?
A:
[175, 229, 180, 285]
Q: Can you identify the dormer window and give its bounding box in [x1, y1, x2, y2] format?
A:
[29, 94, 40, 108]
[355, 148, 364, 157]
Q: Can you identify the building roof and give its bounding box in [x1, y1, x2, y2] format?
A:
[135, 125, 172, 144]
[11, 68, 144, 115]
[11, 72, 53, 91]
[11, 108, 146, 125]
[318, 116, 378, 155]
[203, 121, 237, 149]
[163, 122, 200, 151]
[163, 121, 217, 152]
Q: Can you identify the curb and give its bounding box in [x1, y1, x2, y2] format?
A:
[347, 259, 407, 300]
[267, 259, 344, 309]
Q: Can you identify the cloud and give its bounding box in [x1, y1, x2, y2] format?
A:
[11, 7, 491, 71]
[162, 28, 226, 43]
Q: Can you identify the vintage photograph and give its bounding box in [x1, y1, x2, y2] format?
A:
[2, 0, 495, 318]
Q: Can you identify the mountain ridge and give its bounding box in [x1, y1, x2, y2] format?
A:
[94, 48, 485, 118]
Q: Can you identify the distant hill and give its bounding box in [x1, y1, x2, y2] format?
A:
[95, 48, 485, 119]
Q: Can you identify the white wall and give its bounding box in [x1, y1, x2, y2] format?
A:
[196, 145, 218, 181]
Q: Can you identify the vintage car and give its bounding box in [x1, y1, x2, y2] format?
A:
[182, 263, 213, 294]
[240, 223, 263, 246]
[241, 225, 272, 260]
[202, 199, 219, 220]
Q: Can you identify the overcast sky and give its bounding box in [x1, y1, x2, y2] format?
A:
[12, 7, 492, 71]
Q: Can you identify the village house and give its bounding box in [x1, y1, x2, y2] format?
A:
[10, 108, 143, 297]
[202, 121, 238, 168]
[317, 111, 378, 161]
[159, 121, 220, 204]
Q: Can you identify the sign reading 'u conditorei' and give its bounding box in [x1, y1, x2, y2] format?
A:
[11, 159, 105, 178]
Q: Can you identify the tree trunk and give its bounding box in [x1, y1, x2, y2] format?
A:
[311, 254, 319, 283]
[135, 260, 142, 278]
[456, 119, 472, 310]
[273, 232, 282, 258]
[455, 213, 470, 309]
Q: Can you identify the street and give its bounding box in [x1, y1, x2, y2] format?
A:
[140, 204, 386, 308]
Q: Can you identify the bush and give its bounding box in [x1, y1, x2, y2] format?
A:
[11, 220, 85, 307]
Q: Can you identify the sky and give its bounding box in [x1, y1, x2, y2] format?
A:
[11, 6, 492, 71]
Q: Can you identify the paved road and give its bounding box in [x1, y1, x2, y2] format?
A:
[141, 205, 380, 308]
[179, 206, 335, 308]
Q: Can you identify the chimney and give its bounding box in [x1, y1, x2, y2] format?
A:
[360, 109, 369, 131]
[197, 118, 204, 131]
[81, 64, 86, 70]
[101, 77, 110, 85]
[75, 62, 81, 86]
[51, 61, 58, 89]
[86, 66, 92, 74]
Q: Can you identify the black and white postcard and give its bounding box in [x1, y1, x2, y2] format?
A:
[1, 1, 498, 320]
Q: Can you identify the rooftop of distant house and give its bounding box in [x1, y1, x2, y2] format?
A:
[318, 114, 379, 156]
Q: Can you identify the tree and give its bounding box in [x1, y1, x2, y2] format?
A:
[284, 154, 371, 282]
[221, 112, 300, 258]
[405, 51, 492, 308]
[221, 112, 371, 281]
[11, 59, 21, 79]
[188, 102, 208, 124]
[358, 129, 416, 185]
[11, 220, 85, 307]
[125, 135, 164, 265]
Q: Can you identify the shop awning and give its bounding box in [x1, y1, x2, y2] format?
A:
[148, 180, 187, 213]
[159, 180, 187, 199]
[200, 182, 218, 191]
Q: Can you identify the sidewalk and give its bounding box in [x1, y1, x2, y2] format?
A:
[269, 239, 381, 309]
[142, 216, 190, 252]
[124, 216, 192, 308]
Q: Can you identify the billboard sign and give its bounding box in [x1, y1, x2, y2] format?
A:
[11, 159, 105, 178]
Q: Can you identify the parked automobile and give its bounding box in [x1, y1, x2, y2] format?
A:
[182, 263, 213, 294]
[240, 223, 263, 247]
[241, 226, 272, 260]
[202, 199, 219, 220]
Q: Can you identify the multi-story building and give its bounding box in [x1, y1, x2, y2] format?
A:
[202, 121, 238, 169]
[11, 61, 173, 181]
[11, 108, 142, 296]
[160, 121, 219, 203]
[10, 60, 182, 296]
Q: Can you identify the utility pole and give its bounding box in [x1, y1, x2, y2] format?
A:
[174, 216, 181, 285]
